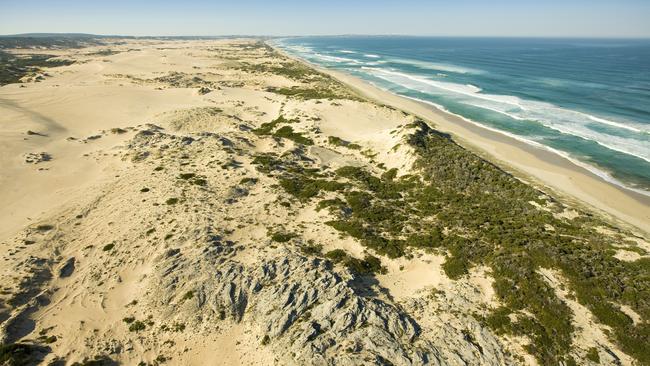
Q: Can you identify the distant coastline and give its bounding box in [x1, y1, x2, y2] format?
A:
[272, 36, 650, 198]
[271, 41, 650, 234]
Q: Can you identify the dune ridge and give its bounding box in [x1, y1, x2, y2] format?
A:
[0, 38, 648, 365]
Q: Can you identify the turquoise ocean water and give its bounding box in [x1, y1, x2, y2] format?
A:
[273, 37, 650, 195]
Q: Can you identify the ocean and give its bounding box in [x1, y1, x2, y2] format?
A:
[272, 36, 650, 195]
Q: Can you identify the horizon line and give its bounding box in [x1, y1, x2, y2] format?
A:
[2, 33, 650, 40]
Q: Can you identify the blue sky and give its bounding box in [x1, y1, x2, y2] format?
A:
[1, 0, 649, 37]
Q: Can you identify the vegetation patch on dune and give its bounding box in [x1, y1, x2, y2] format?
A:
[272, 126, 314, 145]
[231, 41, 360, 100]
[325, 249, 387, 275]
[328, 136, 361, 150]
[251, 118, 650, 364]
[266, 86, 350, 101]
[0, 50, 74, 86]
[253, 115, 297, 136]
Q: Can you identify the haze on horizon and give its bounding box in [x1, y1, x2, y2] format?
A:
[1, 0, 649, 38]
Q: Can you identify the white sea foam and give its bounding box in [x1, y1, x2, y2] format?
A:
[339, 50, 357, 54]
[407, 97, 650, 197]
[361, 67, 650, 163]
[365, 54, 381, 58]
[362, 67, 520, 105]
[274, 42, 650, 195]
[312, 53, 361, 64]
[387, 58, 485, 75]
[583, 113, 643, 133]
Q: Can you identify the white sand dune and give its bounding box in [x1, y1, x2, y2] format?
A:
[0, 39, 647, 365]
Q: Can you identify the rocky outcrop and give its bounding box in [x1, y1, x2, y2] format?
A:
[154, 247, 438, 365]
[151, 238, 517, 366]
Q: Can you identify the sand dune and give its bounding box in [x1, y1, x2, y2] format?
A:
[0, 39, 648, 365]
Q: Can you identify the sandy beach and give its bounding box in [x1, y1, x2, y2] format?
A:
[303, 63, 650, 236]
[0, 38, 648, 365]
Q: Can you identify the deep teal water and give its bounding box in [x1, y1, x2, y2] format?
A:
[274, 36, 650, 194]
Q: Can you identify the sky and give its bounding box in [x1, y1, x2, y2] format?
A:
[1, 0, 649, 38]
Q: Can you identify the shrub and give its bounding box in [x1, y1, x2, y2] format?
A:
[328, 136, 362, 150]
[271, 232, 296, 243]
[301, 243, 323, 256]
[129, 321, 146, 332]
[325, 250, 386, 274]
[253, 115, 296, 135]
[273, 126, 314, 145]
[325, 249, 347, 262]
[192, 178, 207, 186]
[347, 255, 387, 275]
[279, 177, 344, 201]
[0, 343, 47, 365]
[178, 173, 196, 180]
[586, 347, 600, 363]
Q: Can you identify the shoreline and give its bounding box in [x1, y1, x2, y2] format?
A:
[273, 44, 650, 235]
[407, 95, 650, 199]
[1, 37, 647, 365]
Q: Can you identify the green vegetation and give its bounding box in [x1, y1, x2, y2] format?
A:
[165, 198, 179, 205]
[324, 249, 347, 262]
[0, 343, 48, 365]
[252, 118, 650, 364]
[178, 172, 207, 186]
[273, 126, 314, 145]
[253, 115, 297, 136]
[236, 60, 325, 83]
[71, 355, 116, 366]
[172, 322, 186, 332]
[300, 243, 323, 256]
[270, 231, 297, 243]
[328, 136, 361, 150]
[35, 224, 54, 231]
[181, 291, 194, 301]
[261, 335, 270, 346]
[154, 355, 168, 364]
[234, 54, 341, 86]
[178, 173, 196, 180]
[102, 243, 115, 251]
[279, 177, 344, 201]
[239, 177, 258, 185]
[233, 48, 360, 100]
[252, 115, 315, 145]
[405, 121, 650, 363]
[325, 250, 386, 275]
[41, 335, 57, 344]
[266, 86, 348, 100]
[129, 320, 146, 332]
[0, 50, 74, 86]
[586, 347, 600, 363]
[0, 34, 102, 49]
